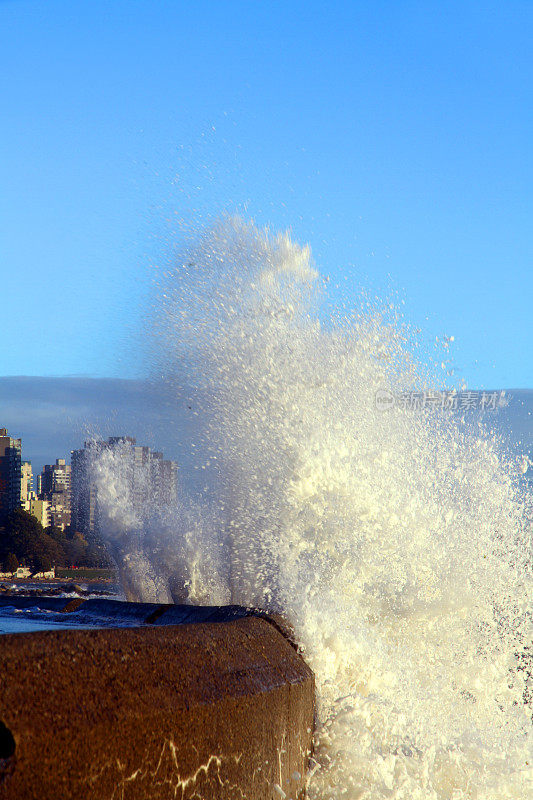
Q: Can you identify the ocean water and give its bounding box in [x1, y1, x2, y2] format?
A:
[0, 583, 122, 634]
[92, 218, 532, 799]
[0, 606, 102, 634]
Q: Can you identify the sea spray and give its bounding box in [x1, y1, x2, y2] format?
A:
[94, 217, 532, 799]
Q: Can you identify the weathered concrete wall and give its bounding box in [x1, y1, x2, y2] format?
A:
[0, 613, 314, 800]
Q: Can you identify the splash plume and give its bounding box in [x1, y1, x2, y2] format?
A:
[94, 217, 532, 799]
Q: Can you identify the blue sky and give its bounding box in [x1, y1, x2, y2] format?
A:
[1, 0, 532, 387]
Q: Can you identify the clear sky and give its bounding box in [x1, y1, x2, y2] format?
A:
[1, 0, 532, 388]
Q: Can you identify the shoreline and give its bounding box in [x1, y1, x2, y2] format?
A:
[3, 575, 115, 584]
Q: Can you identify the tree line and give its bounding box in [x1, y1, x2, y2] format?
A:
[0, 509, 112, 574]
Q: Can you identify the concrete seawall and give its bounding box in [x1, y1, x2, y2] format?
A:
[0, 600, 314, 800]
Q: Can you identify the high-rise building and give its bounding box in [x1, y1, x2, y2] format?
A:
[39, 458, 72, 530]
[0, 428, 22, 519]
[29, 497, 51, 528]
[71, 445, 98, 534]
[71, 436, 138, 534]
[40, 458, 71, 499]
[151, 451, 179, 506]
[20, 461, 34, 509]
[71, 436, 178, 534]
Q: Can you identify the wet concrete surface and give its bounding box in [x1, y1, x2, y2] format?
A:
[0, 603, 314, 799]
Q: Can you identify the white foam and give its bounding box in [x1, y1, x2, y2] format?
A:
[94, 217, 532, 799]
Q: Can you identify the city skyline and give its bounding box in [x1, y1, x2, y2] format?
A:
[0, 423, 179, 534]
